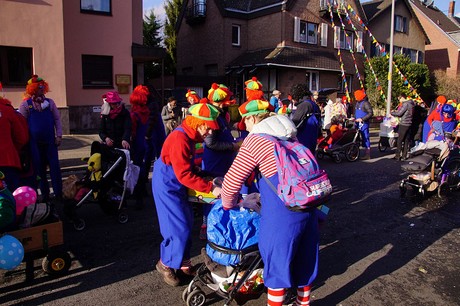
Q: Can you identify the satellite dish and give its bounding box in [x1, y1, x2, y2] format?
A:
[420, 0, 434, 7]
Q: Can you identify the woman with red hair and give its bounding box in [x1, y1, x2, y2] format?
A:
[129, 85, 150, 209]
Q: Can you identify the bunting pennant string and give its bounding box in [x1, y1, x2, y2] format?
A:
[343, 3, 386, 102]
[328, 1, 351, 101]
[346, 4, 422, 101]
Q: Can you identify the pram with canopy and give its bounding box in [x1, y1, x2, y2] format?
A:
[63, 141, 139, 230]
[182, 197, 264, 306]
[399, 133, 460, 198]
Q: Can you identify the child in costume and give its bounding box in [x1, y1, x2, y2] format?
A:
[221, 100, 319, 306]
[153, 103, 222, 287]
[19, 75, 63, 201]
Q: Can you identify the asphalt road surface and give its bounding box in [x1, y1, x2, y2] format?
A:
[1, 131, 459, 306]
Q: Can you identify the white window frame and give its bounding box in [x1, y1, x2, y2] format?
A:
[320, 23, 328, 47]
[334, 26, 354, 50]
[395, 15, 407, 33]
[306, 71, 319, 92]
[294, 17, 318, 45]
[232, 24, 241, 46]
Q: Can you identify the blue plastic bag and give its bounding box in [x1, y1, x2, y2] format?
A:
[206, 199, 260, 266]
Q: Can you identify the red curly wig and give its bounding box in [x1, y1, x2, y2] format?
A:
[24, 75, 49, 98]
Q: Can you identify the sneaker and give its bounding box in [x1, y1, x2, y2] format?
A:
[199, 225, 207, 240]
[156, 261, 180, 286]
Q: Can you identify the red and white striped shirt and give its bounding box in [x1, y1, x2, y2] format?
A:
[221, 134, 278, 209]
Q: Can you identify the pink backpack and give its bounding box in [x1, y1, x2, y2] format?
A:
[259, 134, 332, 210]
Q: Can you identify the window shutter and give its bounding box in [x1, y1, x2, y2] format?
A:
[356, 30, 363, 52]
[294, 17, 300, 42]
[334, 26, 340, 49]
[320, 23, 328, 47]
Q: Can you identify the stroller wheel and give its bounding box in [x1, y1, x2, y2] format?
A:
[182, 287, 190, 302]
[118, 212, 129, 224]
[438, 182, 449, 198]
[378, 140, 388, 152]
[399, 182, 407, 198]
[316, 151, 324, 159]
[186, 288, 206, 306]
[73, 218, 86, 231]
[418, 187, 425, 197]
[333, 153, 342, 163]
[345, 144, 360, 162]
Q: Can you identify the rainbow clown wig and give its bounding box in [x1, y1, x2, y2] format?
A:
[207, 83, 235, 106]
[25, 75, 49, 98]
[244, 77, 264, 101]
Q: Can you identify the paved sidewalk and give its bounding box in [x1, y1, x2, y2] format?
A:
[58, 134, 100, 175]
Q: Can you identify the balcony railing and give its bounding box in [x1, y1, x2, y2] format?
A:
[186, 2, 206, 25]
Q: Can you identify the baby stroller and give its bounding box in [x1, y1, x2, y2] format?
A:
[399, 133, 460, 198]
[64, 142, 139, 230]
[183, 198, 264, 306]
[316, 118, 361, 163]
[378, 116, 399, 152]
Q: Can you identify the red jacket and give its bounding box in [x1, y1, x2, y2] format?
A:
[0, 99, 29, 169]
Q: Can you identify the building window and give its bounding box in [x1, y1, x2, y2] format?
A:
[417, 51, 424, 64]
[395, 15, 407, 33]
[334, 27, 354, 50]
[294, 18, 318, 45]
[82, 55, 113, 88]
[194, 0, 206, 16]
[0, 46, 32, 87]
[394, 46, 402, 55]
[338, 74, 352, 93]
[305, 71, 319, 92]
[81, 0, 111, 15]
[232, 25, 241, 46]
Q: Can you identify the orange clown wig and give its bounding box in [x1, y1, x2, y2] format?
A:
[25, 75, 49, 98]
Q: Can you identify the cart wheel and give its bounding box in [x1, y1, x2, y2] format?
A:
[345, 144, 360, 162]
[42, 251, 71, 276]
[378, 140, 388, 152]
[118, 212, 129, 224]
[182, 287, 190, 302]
[186, 289, 206, 306]
[399, 182, 407, 198]
[438, 182, 449, 198]
[73, 218, 86, 231]
[316, 151, 324, 159]
[333, 153, 342, 164]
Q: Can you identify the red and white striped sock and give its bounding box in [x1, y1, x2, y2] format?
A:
[295, 285, 311, 305]
[267, 288, 286, 306]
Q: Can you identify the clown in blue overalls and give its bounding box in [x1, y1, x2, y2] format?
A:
[353, 89, 374, 160]
[19, 75, 63, 200]
[221, 100, 319, 305]
[152, 102, 222, 287]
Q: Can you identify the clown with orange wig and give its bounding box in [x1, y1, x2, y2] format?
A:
[19, 75, 63, 200]
[153, 102, 221, 287]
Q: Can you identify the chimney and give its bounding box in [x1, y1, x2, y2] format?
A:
[449, 1, 455, 18]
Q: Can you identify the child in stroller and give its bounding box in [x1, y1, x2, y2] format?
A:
[316, 115, 361, 163]
[183, 195, 264, 306]
[63, 141, 139, 230]
[399, 130, 460, 198]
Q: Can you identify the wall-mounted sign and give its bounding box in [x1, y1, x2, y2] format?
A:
[115, 74, 131, 86]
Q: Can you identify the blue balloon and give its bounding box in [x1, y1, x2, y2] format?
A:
[0, 235, 24, 270]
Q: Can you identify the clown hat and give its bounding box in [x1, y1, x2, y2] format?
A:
[186, 89, 200, 104]
[237, 99, 273, 130]
[188, 103, 220, 129]
[207, 83, 233, 104]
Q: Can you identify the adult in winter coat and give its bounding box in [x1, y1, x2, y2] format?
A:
[290, 84, 321, 153]
[99, 91, 131, 150]
[353, 89, 373, 160]
[153, 103, 221, 287]
[391, 94, 415, 160]
[19, 75, 63, 200]
[0, 98, 29, 192]
[221, 100, 319, 306]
